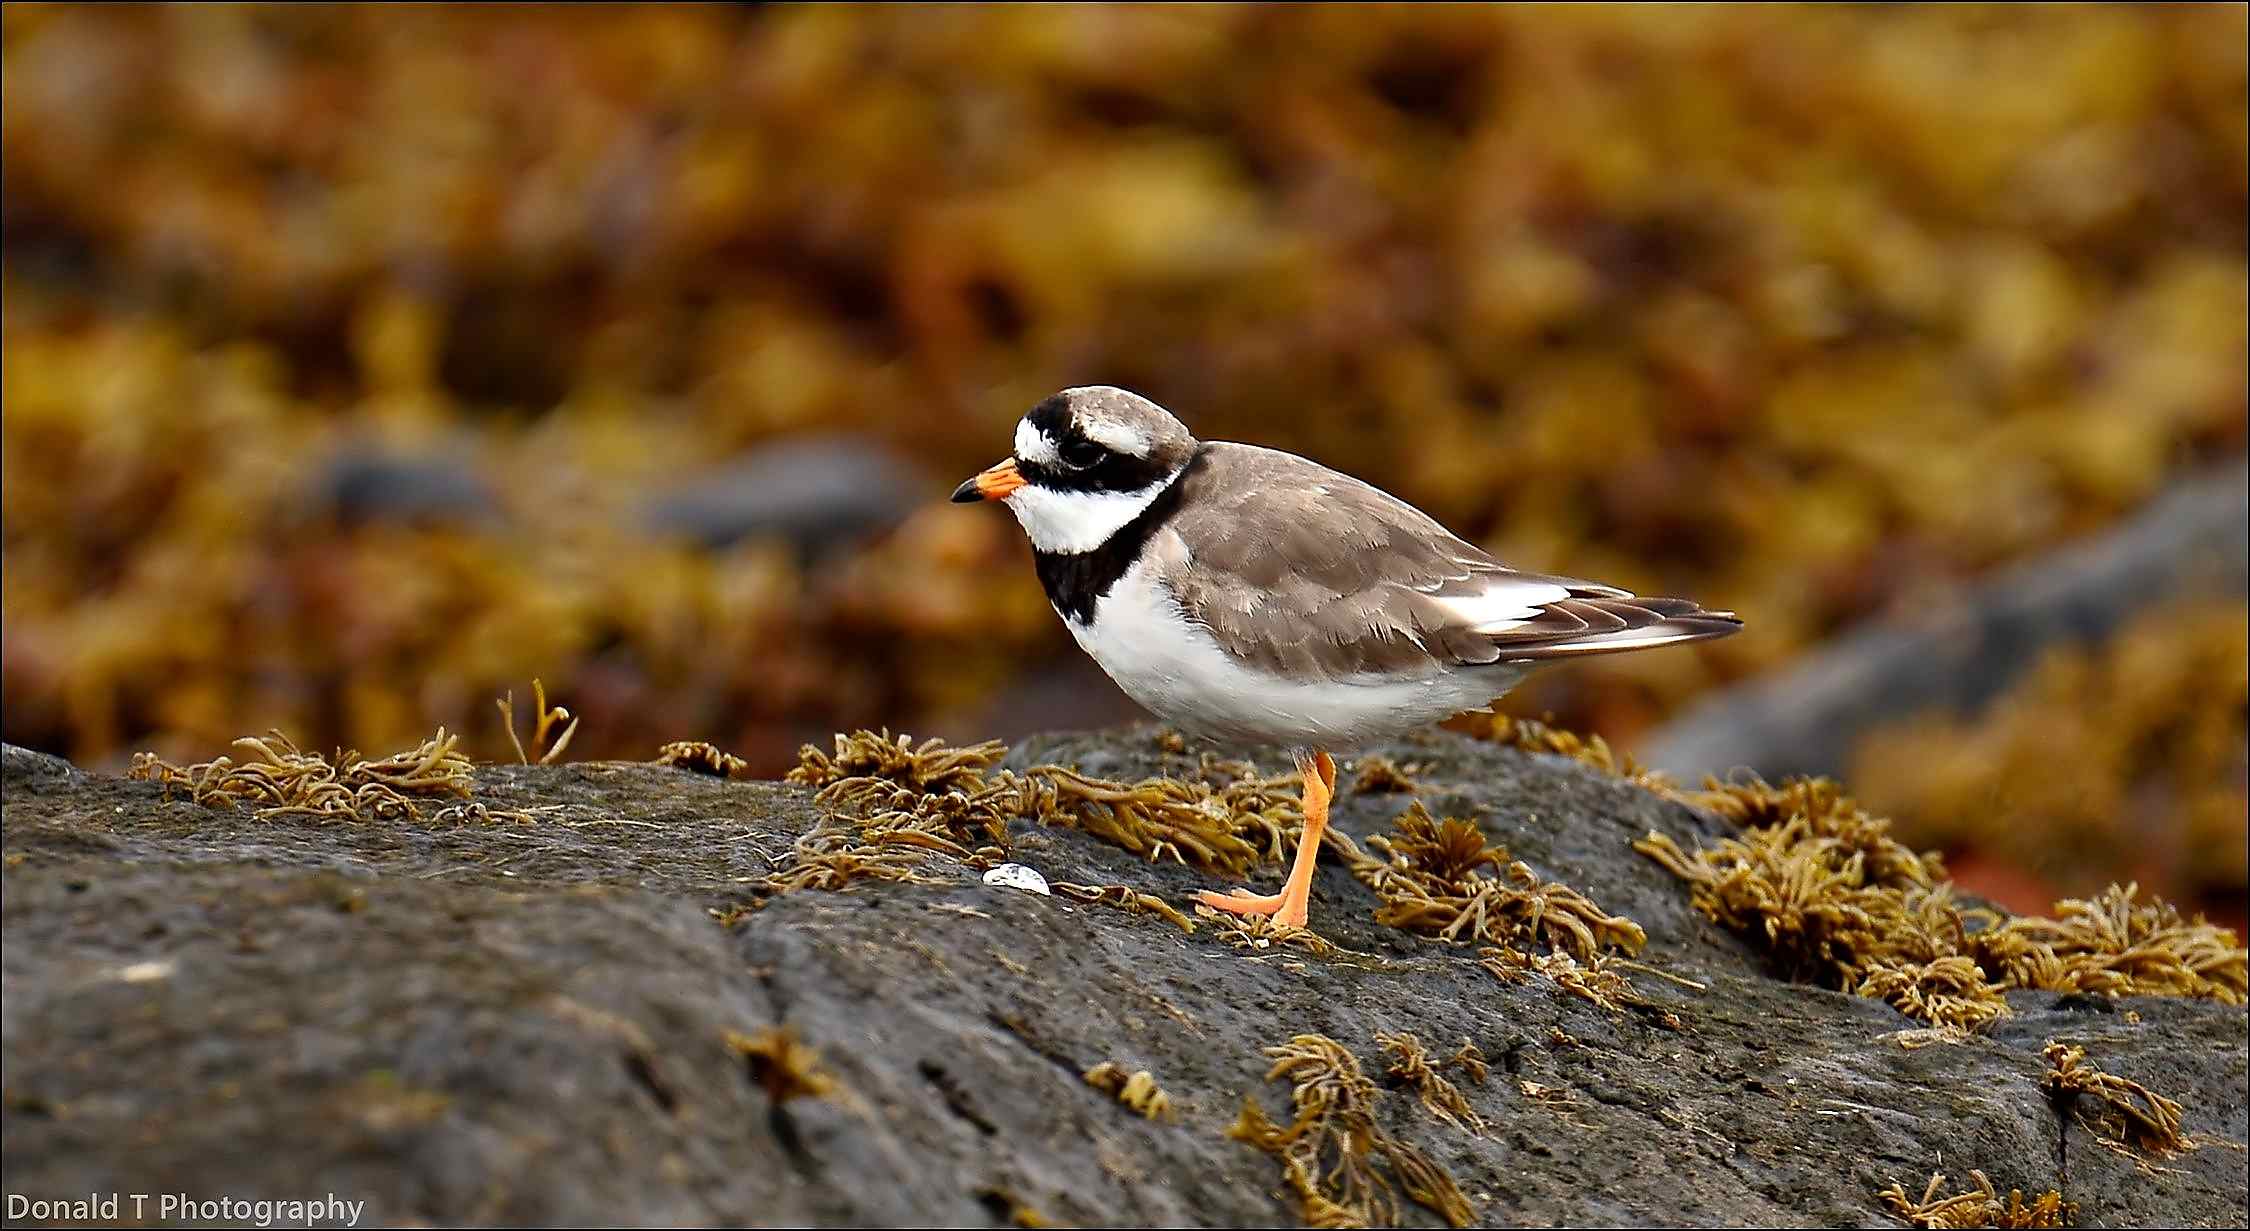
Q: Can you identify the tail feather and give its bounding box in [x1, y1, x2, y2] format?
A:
[1477, 595, 1742, 661]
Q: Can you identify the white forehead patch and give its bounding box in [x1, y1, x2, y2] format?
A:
[1079, 414, 1150, 457]
[1015, 418, 1056, 466]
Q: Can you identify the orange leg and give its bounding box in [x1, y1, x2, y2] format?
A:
[1196, 749, 1335, 929]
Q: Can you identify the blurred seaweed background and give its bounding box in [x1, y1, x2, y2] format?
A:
[2, 5, 2243, 928]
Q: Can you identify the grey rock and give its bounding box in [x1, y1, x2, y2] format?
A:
[315, 448, 500, 529]
[2, 727, 2243, 1227]
[644, 435, 929, 555]
[2, 742, 84, 791]
[1641, 459, 2250, 781]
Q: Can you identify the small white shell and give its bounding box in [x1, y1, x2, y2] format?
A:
[981, 862, 1051, 896]
[114, 960, 177, 983]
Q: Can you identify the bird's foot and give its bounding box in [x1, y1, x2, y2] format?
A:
[1194, 887, 1308, 929]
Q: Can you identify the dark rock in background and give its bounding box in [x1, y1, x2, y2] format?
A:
[3, 731, 2244, 1227]
[313, 447, 502, 530]
[644, 435, 931, 557]
[1640, 460, 2250, 782]
[1, 743, 82, 789]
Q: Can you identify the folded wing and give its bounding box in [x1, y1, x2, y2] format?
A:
[1165, 443, 1740, 679]
[1420, 577, 1742, 661]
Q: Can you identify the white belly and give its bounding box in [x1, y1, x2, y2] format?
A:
[1062, 558, 1525, 748]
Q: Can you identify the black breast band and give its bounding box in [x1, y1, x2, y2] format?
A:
[1032, 447, 1207, 625]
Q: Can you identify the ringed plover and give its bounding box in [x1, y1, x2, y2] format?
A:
[952, 386, 1740, 929]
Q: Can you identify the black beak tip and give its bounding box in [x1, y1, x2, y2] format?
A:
[949, 477, 982, 504]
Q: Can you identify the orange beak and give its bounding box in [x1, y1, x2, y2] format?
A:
[950, 457, 1026, 503]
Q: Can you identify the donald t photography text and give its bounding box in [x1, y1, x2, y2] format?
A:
[5, 1192, 366, 1227]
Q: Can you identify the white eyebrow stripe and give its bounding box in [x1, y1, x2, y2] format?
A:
[1079, 415, 1150, 457]
[1015, 419, 1057, 465]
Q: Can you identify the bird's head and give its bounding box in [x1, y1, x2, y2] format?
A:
[951, 386, 1200, 554]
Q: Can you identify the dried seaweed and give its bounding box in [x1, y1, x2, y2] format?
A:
[1878, 1171, 2074, 1229]
[752, 731, 1308, 912]
[2040, 1042, 2199, 1166]
[1083, 1061, 1173, 1121]
[1375, 1031, 1486, 1135]
[1480, 946, 1642, 1014]
[816, 774, 1012, 859]
[1207, 767, 1312, 864]
[1676, 776, 1942, 888]
[1051, 881, 1197, 934]
[130, 728, 472, 823]
[1516, 1080, 1591, 1129]
[1857, 956, 2011, 1033]
[656, 740, 750, 779]
[1369, 803, 1504, 886]
[748, 731, 1015, 901]
[1228, 1034, 1474, 1228]
[724, 1027, 836, 1104]
[1636, 770, 2247, 1029]
[1446, 1040, 1489, 1086]
[1970, 884, 2245, 1004]
[1343, 802, 1645, 959]
[763, 844, 947, 894]
[1891, 1026, 1977, 1051]
[1001, 764, 1274, 874]
[496, 679, 578, 766]
[1195, 905, 1341, 958]
[786, 729, 1005, 793]
[784, 746, 1640, 983]
[1636, 812, 1953, 987]
[427, 800, 547, 826]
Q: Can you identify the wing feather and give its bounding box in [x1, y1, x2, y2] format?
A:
[1164, 443, 1740, 678]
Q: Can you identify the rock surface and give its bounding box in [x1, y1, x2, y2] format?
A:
[2, 729, 2244, 1228]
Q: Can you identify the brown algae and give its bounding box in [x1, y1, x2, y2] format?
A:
[1051, 881, 1197, 934]
[725, 1026, 837, 1104]
[1445, 1040, 1489, 1086]
[1636, 773, 2245, 1028]
[1082, 1061, 1174, 1121]
[1877, 1171, 2074, 1229]
[1229, 1033, 1475, 1228]
[2040, 1041, 2202, 1165]
[656, 739, 750, 779]
[1194, 905, 1343, 958]
[496, 678, 579, 766]
[1375, 1031, 1486, 1136]
[130, 728, 473, 822]
[1336, 801, 1645, 960]
[785, 728, 1005, 794]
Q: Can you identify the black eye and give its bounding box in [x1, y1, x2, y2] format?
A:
[1058, 437, 1105, 469]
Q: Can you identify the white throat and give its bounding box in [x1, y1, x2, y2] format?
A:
[1006, 478, 1172, 555]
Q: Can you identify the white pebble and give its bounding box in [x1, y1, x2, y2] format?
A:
[981, 863, 1051, 896]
